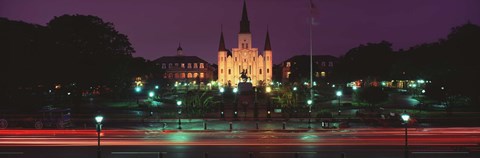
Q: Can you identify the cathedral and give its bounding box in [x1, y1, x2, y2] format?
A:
[217, 1, 273, 87]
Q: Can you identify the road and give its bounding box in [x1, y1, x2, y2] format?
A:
[1, 127, 479, 158]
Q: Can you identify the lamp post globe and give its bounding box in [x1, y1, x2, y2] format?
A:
[95, 115, 103, 124]
[401, 113, 410, 123]
[135, 86, 141, 93]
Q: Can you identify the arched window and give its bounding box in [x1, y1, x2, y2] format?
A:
[187, 73, 192, 78]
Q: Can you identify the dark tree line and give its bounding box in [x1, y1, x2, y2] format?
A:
[2, 15, 157, 103]
[333, 23, 480, 105]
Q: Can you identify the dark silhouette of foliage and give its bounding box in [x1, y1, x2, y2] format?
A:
[358, 87, 388, 106]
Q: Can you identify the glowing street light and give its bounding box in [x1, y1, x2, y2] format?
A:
[233, 88, 238, 93]
[352, 86, 357, 90]
[293, 87, 297, 91]
[336, 91, 343, 97]
[135, 86, 142, 93]
[95, 115, 103, 158]
[148, 91, 155, 98]
[401, 112, 410, 158]
[154, 85, 159, 89]
[336, 91, 343, 106]
[219, 87, 225, 93]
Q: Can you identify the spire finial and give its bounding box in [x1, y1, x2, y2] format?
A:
[177, 42, 183, 56]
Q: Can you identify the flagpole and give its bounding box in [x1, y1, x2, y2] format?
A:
[309, 0, 314, 110]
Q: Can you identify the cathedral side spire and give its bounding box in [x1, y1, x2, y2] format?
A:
[218, 31, 227, 51]
[264, 28, 272, 51]
[240, 0, 250, 33]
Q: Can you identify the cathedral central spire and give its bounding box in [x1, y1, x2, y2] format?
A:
[239, 0, 250, 33]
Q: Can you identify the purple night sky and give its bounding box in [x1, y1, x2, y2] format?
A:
[1, 0, 479, 64]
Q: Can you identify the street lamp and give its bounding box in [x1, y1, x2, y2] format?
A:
[134, 86, 142, 104]
[307, 99, 312, 129]
[233, 87, 238, 103]
[148, 91, 155, 98]
[155, 85, 159, 89]
[401, 112, 410, 158]
[293, 87, 298, 107]
[177, 100, 182, 130]
[336, 91, 343, 106]
[219, 87, 225, 118]
[95, 115, 103, 158]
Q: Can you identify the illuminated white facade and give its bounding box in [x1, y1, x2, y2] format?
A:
[217, 1, 272, 87]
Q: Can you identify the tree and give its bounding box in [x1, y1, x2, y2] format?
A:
[358, 87, 388, 106]
[334, 41, 395, 83]
[47, 15, 135, 88]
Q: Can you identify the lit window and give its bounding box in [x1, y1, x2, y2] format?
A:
[286, 62, 291, 67]
[200, 73, 204, 78]
[187, 73, 192, 78]
[181, 63, 185, 68]
[188, 63, 192, 69]
[287, 72, 291, 78]
[181, 73, 186, 78]
[321, 71, 326, 77]
[194, 73, 198, 78]
[194, 63, 198, 68]
[200, 63, 204, 68]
